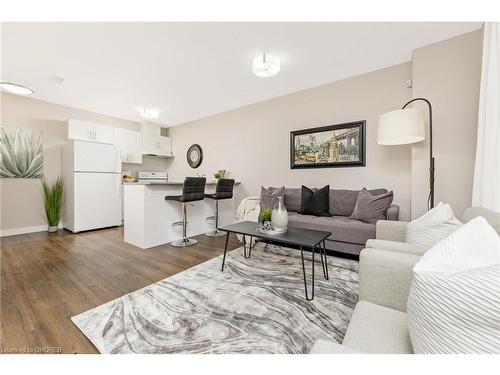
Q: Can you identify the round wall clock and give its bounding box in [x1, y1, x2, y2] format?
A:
[187, 144, 203, 169]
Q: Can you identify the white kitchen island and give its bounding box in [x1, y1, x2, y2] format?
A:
[123, 181, 239, 249]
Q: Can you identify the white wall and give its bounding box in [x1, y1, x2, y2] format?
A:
[411, 29, 483, 218]
[0, 93, 169, 233]
[166, 63, 413, 219]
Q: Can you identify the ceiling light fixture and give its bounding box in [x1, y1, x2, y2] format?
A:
[0, 81, 34, 96]
[140, 107, 159, 120]
[252, 53, 280, 78]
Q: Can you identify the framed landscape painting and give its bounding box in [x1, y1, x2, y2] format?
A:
[290, 121, 366, 169]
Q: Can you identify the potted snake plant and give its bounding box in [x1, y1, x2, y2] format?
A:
[42, 176, 64, 232]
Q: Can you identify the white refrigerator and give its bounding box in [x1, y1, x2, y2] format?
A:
[63, 141, 122, 233]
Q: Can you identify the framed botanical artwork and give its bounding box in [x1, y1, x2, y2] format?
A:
[290, 121, 366, 169]
[0, 127, 43, 178]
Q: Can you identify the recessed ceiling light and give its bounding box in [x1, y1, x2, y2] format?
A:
[252, 53, 280, 78]
[140, 107, 159, 120]
[0, 81, 34, 96]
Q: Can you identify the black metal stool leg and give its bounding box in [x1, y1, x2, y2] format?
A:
[221, 232, 230, 271]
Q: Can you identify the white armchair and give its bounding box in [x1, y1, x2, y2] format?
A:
[366, 207, 500, 257]
[310, 206, 500, 354]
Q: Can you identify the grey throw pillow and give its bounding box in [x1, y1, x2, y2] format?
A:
[350, 188, 394, 223]
[260, 186, 285, 219]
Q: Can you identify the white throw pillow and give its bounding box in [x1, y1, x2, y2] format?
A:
[406, 202, 462, 246]
[407, 217, 500, 354]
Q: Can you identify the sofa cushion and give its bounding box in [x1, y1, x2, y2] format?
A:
[331, 216, 376, 245]
[287, 212, 376, 245]
[406, 202, 462, 247]
[284, 188, 302, 212]
[288, 212, 335, 241]
[299, 185, 331, 217]
[408, 217, 500, 354]
[350, 188, 394, 223]
[342, 301, 413, 354]
[330, 188, 387, 216]
[259, 186, 284, 219]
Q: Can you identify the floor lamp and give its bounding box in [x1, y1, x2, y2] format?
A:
[378, 97, 435, 210]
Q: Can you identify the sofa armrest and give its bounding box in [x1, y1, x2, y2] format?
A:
[376, 220, 408, 241]
[365, 239, 430, 256]
[359, 248, 420, 313]
[386, 204, 399, 221]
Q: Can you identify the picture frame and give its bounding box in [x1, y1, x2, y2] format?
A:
[290, 121, 366, 169]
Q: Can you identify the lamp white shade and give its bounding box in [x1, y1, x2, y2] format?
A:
[378, 108, 426, 145]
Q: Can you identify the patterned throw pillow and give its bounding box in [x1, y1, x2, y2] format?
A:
[406, 202, 462, 247]
[407, 217, 500, 353]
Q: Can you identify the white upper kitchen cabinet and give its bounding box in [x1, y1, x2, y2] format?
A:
[141, 122, 172, 157]
[68, 119, 114, 144]
[114, 128, 143, 164]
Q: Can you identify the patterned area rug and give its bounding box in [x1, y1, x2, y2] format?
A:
[72, 244, 359, 353]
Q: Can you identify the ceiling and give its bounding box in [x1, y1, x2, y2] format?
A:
[1, 22, 482, 126]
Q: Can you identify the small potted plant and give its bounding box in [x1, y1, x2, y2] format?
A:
[42, 176, 64, 233]
[260, 208, 274, 231]
[214, 171, 222, 180]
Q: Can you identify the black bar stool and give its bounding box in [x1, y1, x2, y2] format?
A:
[205, 178, 235, 237]
[165, 177, 206, 247]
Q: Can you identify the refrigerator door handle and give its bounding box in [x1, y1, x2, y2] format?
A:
[117, 175, 121, 197]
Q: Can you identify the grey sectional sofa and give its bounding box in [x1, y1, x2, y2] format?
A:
[283, 188, 399, 256]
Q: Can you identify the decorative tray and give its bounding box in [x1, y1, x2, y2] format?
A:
[257, 226, 287, 235]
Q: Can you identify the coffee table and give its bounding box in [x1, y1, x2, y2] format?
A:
[219, 221, 331, 300]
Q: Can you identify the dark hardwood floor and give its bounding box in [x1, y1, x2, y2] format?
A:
[0, 227, 241, 354]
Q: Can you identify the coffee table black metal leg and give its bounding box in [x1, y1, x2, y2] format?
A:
[243, 235, 253, 259]
[300, 245, 315, 301]
[319, 240, 329, 280]
[221, 232, 230, 271]
[322, 240, 329, 280]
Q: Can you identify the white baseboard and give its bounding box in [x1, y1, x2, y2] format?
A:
[0, 223, 64, 237]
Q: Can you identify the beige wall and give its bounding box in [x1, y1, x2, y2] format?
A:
[166, 63, 414, 219]
[0, 93, 169, 232]
[411, 29, 483, 219]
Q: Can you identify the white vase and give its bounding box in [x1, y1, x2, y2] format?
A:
[271, 196, 288, 230]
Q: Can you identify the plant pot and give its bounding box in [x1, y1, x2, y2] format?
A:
[48, 225, 58, 233]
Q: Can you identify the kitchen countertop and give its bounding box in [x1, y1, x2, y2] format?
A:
[123, 180, 241, 185]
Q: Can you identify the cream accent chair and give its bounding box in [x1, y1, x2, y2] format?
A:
[310, 206, 500, 354]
